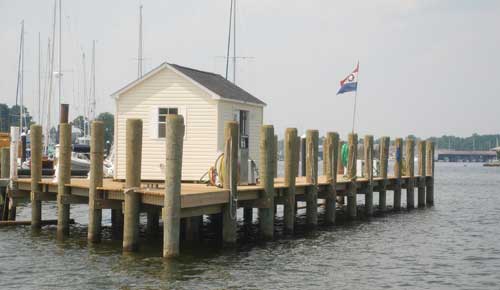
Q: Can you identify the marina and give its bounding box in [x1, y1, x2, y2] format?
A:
[0, 112, 435, 258]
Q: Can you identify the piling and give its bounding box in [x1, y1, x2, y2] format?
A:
[259, 125, 275, 239]
[8, 127, 19, 221]
[300, 138, 306, 177]
[346, 133, 357, 218]
[305, 130, 319, 226]
[1, 147, 10, 220]
[163, 115, 184, 257]
[222, 121, 238, 245]
[123, 119, 142, 252]
[88, 121, 104, 243]
[393, 138, 403, 210]
[324, 132, 338, 224]
[364, 135, 374, 216]
[425, 141, 435, 205]
[274, 135, 278, 178]
[417, 141, 426, 207]
[30, 125, 42, 229]
[146, 211, 160, 236]
[379, 136, 390, 212]
[243, 208, 253, 226]
[184, 216, 201, 242]
[406, 138, 415, 209]
[284, 128, 298, 232]
[59, 103, 69, 124]
[57, 123, 71, 238]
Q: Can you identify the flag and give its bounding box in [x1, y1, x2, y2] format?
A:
[337, 63, 359, 95]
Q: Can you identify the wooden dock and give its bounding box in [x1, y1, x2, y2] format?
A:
[0, 115, 435, 258]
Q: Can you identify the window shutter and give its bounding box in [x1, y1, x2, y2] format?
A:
[150, 106, 158, 138]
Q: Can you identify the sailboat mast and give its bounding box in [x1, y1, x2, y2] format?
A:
[38, 32, 41, 123]
[20, 20, 25, 132]
[91, 40, 96, 121]
[233, 0, 236, 83]
[138, 5, 143, 78]
[58, 0, 62, 111]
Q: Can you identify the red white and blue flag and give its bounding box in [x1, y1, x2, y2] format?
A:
[337, 63, 359, 95]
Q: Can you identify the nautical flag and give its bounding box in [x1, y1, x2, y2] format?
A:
[337, 63, 359, 95]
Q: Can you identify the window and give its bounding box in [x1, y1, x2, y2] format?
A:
[158, 107, 178, 138]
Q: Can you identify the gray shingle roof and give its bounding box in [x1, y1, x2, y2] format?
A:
[169, 63, 266, 106]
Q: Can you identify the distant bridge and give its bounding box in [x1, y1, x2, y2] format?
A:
[436, 150, 497, 162]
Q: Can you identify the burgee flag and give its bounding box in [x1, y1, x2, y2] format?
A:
[337, 63, 359, 95]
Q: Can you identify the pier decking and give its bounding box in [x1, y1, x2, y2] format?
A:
[0, 115, 435, 258]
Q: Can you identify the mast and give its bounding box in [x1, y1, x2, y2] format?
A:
[225, 0, 233, 80]
[138, 4, 143, 78]
[91, 40, 96, 121]
[38, 32, 41, 123]
[233, 0, 236, 83]
[46, 0, 57, 149]
[82, 52, 87, 136]
[20, 20, 25, 132]
[14, 20, 24, 133]
[58, 0, 62, 111]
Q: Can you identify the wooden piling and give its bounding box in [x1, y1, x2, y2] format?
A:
[163, 115, 184, 258]
[146, 211, 160, 235]
[57, 123, 71, 238]
[406, 138, 415, 209]
[393, 138, 403, 210]
[59, 103, 69, 124]
[8, 127, 19, 221]
[379, 136, 390, 212]
[284, 128, 298, 232]
[324, 132, 338, 224]
[184, 216, 201, 242]
[123, 119, 142, 252]
[243, 208, 253, 226]
[30, 125, 42, 229]
[346, 133, 358, 218]
[417, 141, 426, 208]
[364, 135, 374, 216]
[300, 137, 306, 177]
[1, 147, 10, 221]
[222, 121, 238, 245]
[425, 141, 435, 206]
[88, 121, 104, 243]
[274, 135, 278, 178]
[259, 125, 275, 239]
[305, 130, 319, 226]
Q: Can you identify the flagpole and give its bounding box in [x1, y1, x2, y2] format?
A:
[351, 61, 359, 134]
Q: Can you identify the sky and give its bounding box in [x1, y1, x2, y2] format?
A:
[0, 0, 499, 139]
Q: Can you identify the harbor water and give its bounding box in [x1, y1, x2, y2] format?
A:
[1, 162, 500, 289]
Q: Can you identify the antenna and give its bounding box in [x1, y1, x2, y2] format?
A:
[138, 4, 143, 78]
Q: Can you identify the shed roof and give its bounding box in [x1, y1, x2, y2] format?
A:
[111, 62, 266, 106]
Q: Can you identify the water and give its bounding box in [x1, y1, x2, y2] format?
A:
[1, 162, 500, 290]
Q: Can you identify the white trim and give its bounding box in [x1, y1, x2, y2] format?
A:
[110, 62, 266, 107]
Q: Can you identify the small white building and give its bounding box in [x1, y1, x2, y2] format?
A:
[111, 62, 266, 181]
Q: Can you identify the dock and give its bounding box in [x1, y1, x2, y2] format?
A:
[0, 116, 435, 258]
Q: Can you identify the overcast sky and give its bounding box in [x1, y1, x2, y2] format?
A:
[1, 0, 499, 139]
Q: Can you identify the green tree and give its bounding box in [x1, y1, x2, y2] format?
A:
[72, 115, 86, 133]
[0, 103, 9, 132]
[96, 112, 114, 145]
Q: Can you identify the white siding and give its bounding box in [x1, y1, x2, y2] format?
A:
[114, 67, 218, 181]
[217, 100, 263, 167]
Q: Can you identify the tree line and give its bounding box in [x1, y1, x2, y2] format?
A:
[0, 103, 114, 145]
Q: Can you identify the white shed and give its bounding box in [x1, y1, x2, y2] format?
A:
[111, 62, 266, 181]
